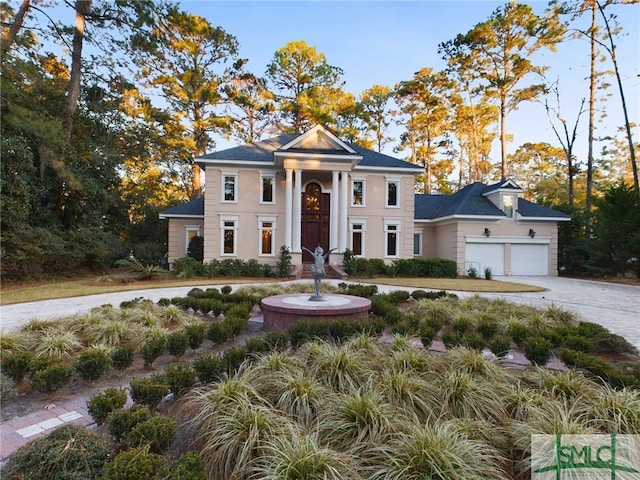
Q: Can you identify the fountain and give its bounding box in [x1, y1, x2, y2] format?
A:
[260, 246, 372, 332]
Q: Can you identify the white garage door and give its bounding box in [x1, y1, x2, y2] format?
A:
[511, 244, 548, 275]
[465, 243, 504, 276]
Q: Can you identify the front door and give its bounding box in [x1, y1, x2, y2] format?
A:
[301, 182, 330, 263]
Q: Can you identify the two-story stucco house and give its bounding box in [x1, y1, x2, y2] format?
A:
[160, 125, 570, 276]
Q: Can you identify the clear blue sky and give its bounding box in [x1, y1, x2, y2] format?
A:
[184, 0, 640, 166]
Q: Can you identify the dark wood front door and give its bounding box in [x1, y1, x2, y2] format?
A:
[301, 182, 330, 263]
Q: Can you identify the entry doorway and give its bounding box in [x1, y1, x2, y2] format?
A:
[301, 182, 330, 263]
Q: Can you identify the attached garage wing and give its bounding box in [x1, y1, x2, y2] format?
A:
[465, 243, 505, 276]
[511, 244, 548, 275]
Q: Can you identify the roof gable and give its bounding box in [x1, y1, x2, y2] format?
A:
[279, 125, 357, 154]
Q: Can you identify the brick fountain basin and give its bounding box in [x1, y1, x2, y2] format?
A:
[261, 294, 372, 332]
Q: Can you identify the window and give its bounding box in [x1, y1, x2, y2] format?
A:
[350, 221, 365, 256]
[222, 172, 237, 202]
[413, 232, 422, 256]
[185, 226, 200, 254]
[386, 179, 399, 207]
[261, 173, 275, 204]
[258, 217, 276, 256]
[220, 216, 238, 255]
[384, 220, 401, 257]
[352, 179, 365, 206]
[503, 195, 515, 218]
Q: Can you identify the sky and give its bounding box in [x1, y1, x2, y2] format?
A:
[180, 0, 640, 165]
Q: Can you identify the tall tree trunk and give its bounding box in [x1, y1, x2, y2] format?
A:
[1, 0, 30, 56]
[586, 0, 597, 229]
[63, 0, 91, 141]
[597, 0, 639, 197]
[500, 94, 507, 180]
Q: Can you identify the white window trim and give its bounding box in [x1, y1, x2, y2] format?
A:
[185, 226, 201, 255]
[384, 218, 401, 258]
[385, 177, 400, 208]
[258, 215, 277, 257]
[351, 177, 366, 207]
[222, 171, 238, 203]
[260, 172, 276, 205]
[413, 231, 423, 256]
[220, 215, 238, 256]
[349, 218, 367, 256]
[503, 194, 515, 219]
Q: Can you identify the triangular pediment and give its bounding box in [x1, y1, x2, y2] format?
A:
[279, 125, 357, 154]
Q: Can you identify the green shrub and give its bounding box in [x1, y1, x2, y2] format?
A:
[226, 315, 248, 337]
[29, 362, 73, 394]
[264, 331, 289, 351]
[172, 256, 205, 278]
[370, 296, 402, 324]
[2, 424, 113, 480]
[129, 374, 169, 408]
[287, 320, 311, 348]
[192, 353, 226, 384]
[222, 345, 248, 374]
[111, 344, 135, 372]
[419, 323, 437, 347]
[442, 330, 463, 348]
[221, 285, 233, 295]
[1, 371, 16, 402]
[187, 235, 204, 262]
[450, 316, 472, 335]
[75, 347, 111, 384]
[329, 319, 357, 343]
[484, 267, 492, 280]
[87, 387, 128, 426]
[462, 331, 486, 351]
[476, 319, 499, 340]
[124, 415, 177, 454]
[336, 282, 378, 298]
[207, 321, 231, 344]
[171, 452, 207, 480]
[507, 322, 530, 346]
[489, 334, 512, 357]
[244, 336, 270, 353]
[523, 337, 553, 366]
[467, 264, 478, 278]
[389, 257, 458, 278]
[101, 445, 170, 480]
[590, 332, 639, 355]
[564, 334, 592, 353]
[141, 334, 166, 368]
[166, 330, 189, 359]
[1, 350, 33, 383]
[184, 322, 206, 350]
[560, 349, 639, 388]
[108, 404, 152, 441]
[163, 363, 197, 396]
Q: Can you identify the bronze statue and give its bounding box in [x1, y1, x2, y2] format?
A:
[302, 246, 336, 301]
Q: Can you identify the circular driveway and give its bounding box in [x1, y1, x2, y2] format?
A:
[1, 276, 638, 352]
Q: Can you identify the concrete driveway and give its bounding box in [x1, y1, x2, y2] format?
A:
[1, 276, 638, 352]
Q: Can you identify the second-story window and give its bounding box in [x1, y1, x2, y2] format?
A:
[223, 173, 237, 202]
[352, 179, 365, 206]
[386, 180, 399, 207]
[503, 195, 514, 218]
[261, 174, 275, 204]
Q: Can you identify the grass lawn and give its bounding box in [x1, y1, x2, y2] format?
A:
[361, 277, 545, 293]
[0, 273, 543, 306]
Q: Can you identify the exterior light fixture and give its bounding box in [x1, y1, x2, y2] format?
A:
[484, 228, 491, 237]
[529, 228, 536, 238]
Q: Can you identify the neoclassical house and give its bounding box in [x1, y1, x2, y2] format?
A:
[160, 125, 570, 276]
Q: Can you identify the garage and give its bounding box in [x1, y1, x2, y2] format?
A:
[511, 244, 548, 275]
[465, 243, 504, 276]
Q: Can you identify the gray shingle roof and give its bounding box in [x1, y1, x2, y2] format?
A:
[415, 181, 570, 220]
[159, 197, 204, 218]
[197, 133, 422, 171]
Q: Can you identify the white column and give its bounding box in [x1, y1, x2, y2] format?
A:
[331, 170, 339, 250]
[285, 168, 293, 249]
[339, 171, 349, 251]
[293, 169, 302, 252]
